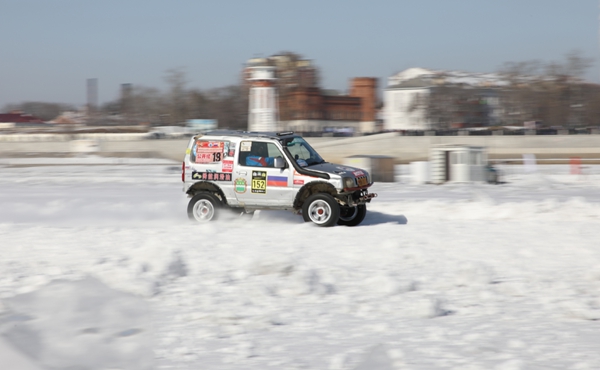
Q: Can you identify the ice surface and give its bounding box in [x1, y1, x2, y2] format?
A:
[1, 158, 600, 369]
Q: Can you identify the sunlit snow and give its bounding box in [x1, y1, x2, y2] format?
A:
[1, 157, 600, 369]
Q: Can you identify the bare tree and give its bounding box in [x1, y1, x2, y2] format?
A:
[204, 85, 248, 130]
[498, 50, 595, 128]
[409, 83, 494, 130]
[164, 68, 190, 125]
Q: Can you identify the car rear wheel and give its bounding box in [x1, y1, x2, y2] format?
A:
[187, 193, 220, 222]
[337, 204, 367, 226]
[302, 193, 339, 227]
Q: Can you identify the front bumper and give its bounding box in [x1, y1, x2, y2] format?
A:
[344, 189, 377, 206]
[358, 192, 377, 203]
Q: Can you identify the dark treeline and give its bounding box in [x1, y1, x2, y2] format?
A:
[3, 51, 599, 129]
[111, 68, 250, 129]
[3, 68, 250, 129]
[2, 102, 77, 122]
[410, 51, 600, 129]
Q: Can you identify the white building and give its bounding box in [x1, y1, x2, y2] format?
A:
[247, 66, 279, 132]
[384, 68, 507, 131]
[383, 68, 434, 131]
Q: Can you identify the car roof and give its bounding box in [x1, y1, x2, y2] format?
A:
[199, 130, 297, 140]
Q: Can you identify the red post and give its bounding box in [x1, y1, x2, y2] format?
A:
[570, 157, 581, 175]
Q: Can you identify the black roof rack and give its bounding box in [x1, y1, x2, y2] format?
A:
[200, 130, 297, 139]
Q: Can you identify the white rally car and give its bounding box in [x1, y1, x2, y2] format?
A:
[182, 130, 376, 227]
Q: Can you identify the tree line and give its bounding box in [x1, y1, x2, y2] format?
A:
[3, 51, 599, 130]
[97, 68, 250, 129]
[2, 68, 250, 129]
[410, 51, 600, 129]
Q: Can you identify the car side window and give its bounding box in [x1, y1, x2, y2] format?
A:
[239, 141, 284, 167]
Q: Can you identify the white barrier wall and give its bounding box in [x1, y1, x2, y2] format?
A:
[309, 134, 600, 163]
[2, 133, 600, 163]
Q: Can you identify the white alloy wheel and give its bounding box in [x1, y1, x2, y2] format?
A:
[187, 193, 220, 222]
[192, 199, 215, 221]
[308, 199, 332, 224]
[302, 193, 340, 227]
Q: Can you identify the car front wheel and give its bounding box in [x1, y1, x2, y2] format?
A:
[337, 204, 367, 226]
[187, 193, 220, 222]
[302, 193, 340, 227]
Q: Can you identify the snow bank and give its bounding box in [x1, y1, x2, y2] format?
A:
[1, 277, 153, 369]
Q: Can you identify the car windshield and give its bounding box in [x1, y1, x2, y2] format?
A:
[283, 137, 325, 166]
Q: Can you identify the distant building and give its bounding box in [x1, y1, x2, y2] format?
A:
[244, 53, 319, 91]
[279, 77, 378, 134]
[384, 68, 505, 131]
[244, 54, 378, 134]
[0, 112, 44, 128]
[49, 111, 87, 125]
[247, 66, 278, 132]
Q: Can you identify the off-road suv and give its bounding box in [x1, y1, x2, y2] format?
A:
[182, 130, 377, 227]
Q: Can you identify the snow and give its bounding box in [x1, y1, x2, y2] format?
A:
[1, 157, 600, 369]
[388, 67, 510, 88]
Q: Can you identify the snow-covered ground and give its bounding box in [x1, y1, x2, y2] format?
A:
[1, 157, 600, 370]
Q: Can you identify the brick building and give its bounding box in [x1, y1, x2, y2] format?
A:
[279, 77, 378, 134]
[244, 54, 379, 134]
[0, 112, 45, 129]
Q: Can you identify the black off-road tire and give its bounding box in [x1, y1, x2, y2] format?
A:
[301, 193, 340, 227]
[337, 204, 367, 226]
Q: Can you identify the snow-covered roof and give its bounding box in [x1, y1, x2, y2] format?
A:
[388, 67, 510, 88]
[390, 67, 435, 81]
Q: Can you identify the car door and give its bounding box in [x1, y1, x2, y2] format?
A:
[233, 140, 295, 207]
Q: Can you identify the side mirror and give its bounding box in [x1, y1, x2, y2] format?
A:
[274, 157, 286, 168]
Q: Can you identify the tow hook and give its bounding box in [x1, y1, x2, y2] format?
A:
[360, 193, 377, 203]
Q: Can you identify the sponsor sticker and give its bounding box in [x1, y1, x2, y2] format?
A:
[293, 170, 317, 178]
[251, 171, 267, 194]
[194, 140, 225, 164]
[222, 160, 234, 173]
[240, 141, 252, 152]
[267, 176, 287, 187]
[353, 170, 365, 176]
[234, 178, 247, 193]
[192, 171, 232, 182]
[293, 179, 304, 185]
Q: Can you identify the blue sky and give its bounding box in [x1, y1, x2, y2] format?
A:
[1, 0, 598, 108]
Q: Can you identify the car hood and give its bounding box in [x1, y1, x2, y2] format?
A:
[306, 162, 368, 178]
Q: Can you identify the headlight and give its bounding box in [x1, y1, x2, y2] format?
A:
[343, 177, 355, 188]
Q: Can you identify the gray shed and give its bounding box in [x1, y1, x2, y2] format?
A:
[430, 144, 488, 184]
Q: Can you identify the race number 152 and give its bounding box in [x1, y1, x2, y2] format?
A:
[252, 179, 266, 189]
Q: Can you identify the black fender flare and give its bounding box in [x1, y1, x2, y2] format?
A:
[187, 181, 227, 205]
[293, 181, 338, 210]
